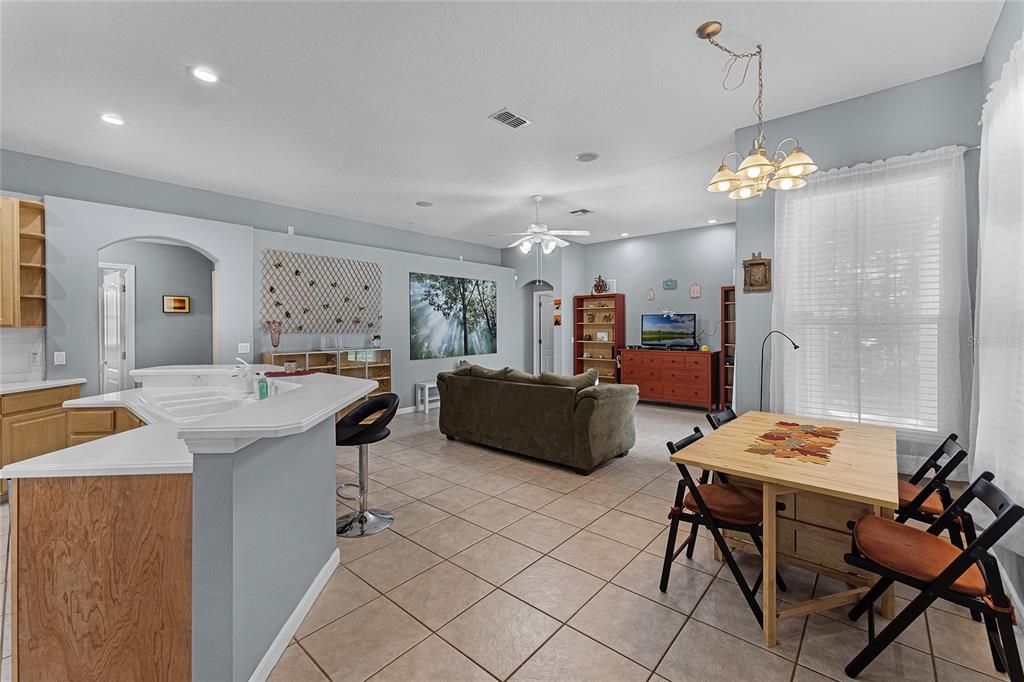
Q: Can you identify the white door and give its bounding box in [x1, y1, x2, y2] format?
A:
[535, 293, 555, 374]
[98, 264, 135, 392]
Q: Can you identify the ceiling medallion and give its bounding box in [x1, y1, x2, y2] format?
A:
[697, 21, 817, 200]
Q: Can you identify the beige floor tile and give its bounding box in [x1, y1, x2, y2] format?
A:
[499, 513, 579, 553]
[296, 566, 380, 639]
[390, 474, 455, 500]
[549, 530, 639, 580]
[815, 576, 930, 653]
[570, 480, 634, 507]
[502, 556, 605, 621]
[386, 562, 494, 630]
[537, 495, 609, 528]
[643, 528, 723, 577]
[799, 614, 936, 682]
[340, 487, 416, 514]
[510, 625, 649, 682]
[435, 464, 490, 485]
[369, 635, 492, 682]
[408, 517, 491, 558]
[656, 619, 794, 682]
[792, 666, 835, 682]
[369, 465, 424, 487]
[423, 485, 491, 514]
[569, 584, 685, 669]
[586, 509, 664, 549]
[457, 498, 531, 532]
[268, 644, 328, 682]
[388, 500, 451, 537]
[407, 454, 452, 475]
[531, 470, 589, 493]
[498, 483, 564, 511]
[438, 591, 559, 680]
[612, 551, 713, 615]
[691, 578, 804, 661]
[302, 597, 429, 682]
[615, 492, 671, 524]
[346, 538, 443, 592]
[498, 460, 556, 482]
[365, 440, 414, 457]
[462, 472, 521, 496]
[934, 657, 1006, 681]
[596, 469, 656, 492]
[379, 447, 433, 466]
[639, 476, 680, 502]
[930, 607, 1008, 678]
[450, 534, 542, 585]
[338, 528, 401, 564]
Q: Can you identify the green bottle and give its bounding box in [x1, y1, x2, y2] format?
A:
[257, 373, 269, 400]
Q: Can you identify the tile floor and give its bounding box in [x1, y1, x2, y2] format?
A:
[268, 404, 1013, 681]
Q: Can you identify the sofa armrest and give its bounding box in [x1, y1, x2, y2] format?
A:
[573, 384, 639, 472]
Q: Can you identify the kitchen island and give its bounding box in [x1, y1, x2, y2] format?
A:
[1, 367, 376, 682]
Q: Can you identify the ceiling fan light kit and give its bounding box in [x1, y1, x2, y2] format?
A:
[698, 21, 817, 200]
[498, 195, 589, 255]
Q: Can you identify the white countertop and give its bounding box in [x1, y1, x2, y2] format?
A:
[0, 372, 376, 479]
[0, 377, 86, 395]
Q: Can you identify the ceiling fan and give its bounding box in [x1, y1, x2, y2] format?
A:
[493, 195, 590, 254]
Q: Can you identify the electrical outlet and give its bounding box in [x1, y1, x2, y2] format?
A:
[53, 351, 66, 366]
[237, 342, 251, 354]
[28, 351, 40, 367]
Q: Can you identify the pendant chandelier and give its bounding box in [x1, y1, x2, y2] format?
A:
[697, 21, 817, 200]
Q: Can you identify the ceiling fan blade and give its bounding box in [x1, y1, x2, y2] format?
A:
[546, 230, 590, 237]
[506, 236, 532, 248]
[548, 236, 570, 248]
[490, 232, 530, 237]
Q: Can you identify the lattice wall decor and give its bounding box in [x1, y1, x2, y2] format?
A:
[260, 249, 383, 334]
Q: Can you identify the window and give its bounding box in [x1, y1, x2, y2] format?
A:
[771, 146, 971, 466]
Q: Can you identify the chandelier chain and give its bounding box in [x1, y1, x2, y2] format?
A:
[706, 35, 766, 147]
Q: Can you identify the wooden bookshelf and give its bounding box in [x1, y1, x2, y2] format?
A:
[573, 293, 625, 383]
[261, 347, 392, 417]
[1, 197, 47, 328]
[720, 286, 736, 408]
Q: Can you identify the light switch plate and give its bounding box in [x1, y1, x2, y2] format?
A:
[237, 342, 251, 354]
[54, 351, 67, 366]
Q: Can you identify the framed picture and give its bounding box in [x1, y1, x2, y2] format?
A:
[162, 295, 190, 313]
[595, 331, 610, 342]
[742, 252, 772, 292]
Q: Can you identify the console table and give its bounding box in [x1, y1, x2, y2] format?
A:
[619, 348, 719, 411]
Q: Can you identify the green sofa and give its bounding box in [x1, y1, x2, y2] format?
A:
[436, 365, 639, 474]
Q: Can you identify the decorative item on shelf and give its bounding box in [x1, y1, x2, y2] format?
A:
[662, 279, 678, 290]
[595, 353, 604, 359]
[264, 320, 283, 348]
[371, 334, 382, 348]
[601, 313, 613, 322]
[646, 288, 656, 301]
[606, 279, 617, 293]
[596, 331, 610, 342]
[696, 21, 816, 200]
[743, 252, 772, 292]
[583, 351, 592, 359]
[284, 361, 298, 373]
[162, 295, 190, 313]
[592, 275, 609, 294]
[690, 282, 701, 298]
[701, 344, 710, 352]
[586, 312, 595, 323]
[583, 333, 593, 341]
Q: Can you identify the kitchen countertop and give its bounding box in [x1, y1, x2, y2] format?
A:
[0, 372, 376, 479]
[0, 377, 87, 395]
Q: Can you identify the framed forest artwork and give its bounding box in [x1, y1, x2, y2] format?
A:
[409, 273, 497, 359]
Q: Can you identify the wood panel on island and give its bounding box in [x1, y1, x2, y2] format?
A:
[0, 196, 47, 328]
[573, 293, 625, 383]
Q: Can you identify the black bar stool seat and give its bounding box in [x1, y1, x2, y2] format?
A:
[336, 393, 399, 538]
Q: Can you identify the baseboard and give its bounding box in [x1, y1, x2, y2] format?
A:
[396, 406, 418, 415]
[248, 547, 340, 682]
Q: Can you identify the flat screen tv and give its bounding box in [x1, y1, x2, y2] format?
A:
[641, 313, 697, 348]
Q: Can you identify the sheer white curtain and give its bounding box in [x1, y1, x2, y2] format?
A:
[971, 35, 1024, 549]
[771, 146, 972, 471]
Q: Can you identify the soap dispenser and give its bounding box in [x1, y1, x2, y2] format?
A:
[257, 373, 269, 400]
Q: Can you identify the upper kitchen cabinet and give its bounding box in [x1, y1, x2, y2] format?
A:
[0, 196, 46, 328]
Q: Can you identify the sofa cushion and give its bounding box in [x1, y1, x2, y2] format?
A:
[453, 364, 473, 376]
[506, 369, 542, 384]
[540, 368, 598, 391]
[470, 365, 510, 380]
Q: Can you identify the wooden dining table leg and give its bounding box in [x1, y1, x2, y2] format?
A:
[876, 506, 896, 618]
[762, 482, 778, 647]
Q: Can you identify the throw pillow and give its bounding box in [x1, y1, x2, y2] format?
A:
[470, 365, 511, 380]
[540, 368, 598, 391]
[506, 369, 541, 384]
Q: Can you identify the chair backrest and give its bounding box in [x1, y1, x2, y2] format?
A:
[706, 408, 737, 431]
[339, 393, 400, 432]
[934, 472, 1024, 552]
[909, 433, 968, 485]
[666, 427, 704, 454]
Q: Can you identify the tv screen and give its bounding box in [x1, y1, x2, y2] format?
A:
[641, 313, 697, 348]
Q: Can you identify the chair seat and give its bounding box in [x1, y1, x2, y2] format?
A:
[898, 480, 945, 516]
[854, 516, 987, 597]
[336, 425, 390, 447]
[684, 484, 763, 526]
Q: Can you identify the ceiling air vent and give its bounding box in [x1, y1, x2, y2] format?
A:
[489, 108, 531, 129]
[569, 208, 593, 216]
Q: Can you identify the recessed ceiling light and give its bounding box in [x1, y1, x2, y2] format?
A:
[189, 66, 219, 83]
[575, 152, 600, 163]
[100, 113, 125, 126]
[415, 201, 434, 207]
[620, 232, 630, 237]
[707, 218, 719, 224]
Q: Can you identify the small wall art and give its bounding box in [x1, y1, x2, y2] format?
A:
[689, 282, 701, 298]
[646, 288, 655, 301]
[662, 279, 678, 291]
[743, 252, 773, 292]
[162, 295, 190, 313]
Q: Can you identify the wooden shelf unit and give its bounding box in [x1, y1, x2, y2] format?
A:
[573, 293, 625, 383]
[720, 286, 736, 408]
[261, 347, 392, 416]
[1, 197, 47, 328]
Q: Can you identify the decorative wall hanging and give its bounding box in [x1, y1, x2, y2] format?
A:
[409, 273, 497, 359]
[554, 298, 562, 326]
[662, 279, 678, 291]
[646, 288, 655, 301]
[264, 320, 283, 348]
[689, 282, 702, 298]
[260, 249, 382, 335]
[162, 295, 190, 313]
[742, 252, 772, 292]
[592, 275, 609, 294]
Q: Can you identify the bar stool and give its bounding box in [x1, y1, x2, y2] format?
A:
[336, 393, 400, 537]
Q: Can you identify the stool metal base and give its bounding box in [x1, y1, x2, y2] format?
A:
[336, 509, 394, 537]
[336, 482, 359, 501]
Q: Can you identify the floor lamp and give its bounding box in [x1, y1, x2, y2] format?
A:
[760, 330, 800, 412]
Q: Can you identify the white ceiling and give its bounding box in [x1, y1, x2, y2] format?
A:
[0, 1, 1001, 248]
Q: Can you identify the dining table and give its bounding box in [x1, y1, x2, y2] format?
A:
[669, 410, 900, 646]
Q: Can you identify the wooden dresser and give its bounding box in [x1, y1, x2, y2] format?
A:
[619, 349, 719, 411]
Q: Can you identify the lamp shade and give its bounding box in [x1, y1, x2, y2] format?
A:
[737, 147, 774, 179]
[778, 147, 817, 177]
[728, 177, 763, 200]
[707, 164, 741, 192]
[768, 175, 807, 191]
[541, 239, 557, 254]
[519, 240, 533, 254]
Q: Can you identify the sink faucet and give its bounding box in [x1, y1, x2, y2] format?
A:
[232, 357, 256, 395]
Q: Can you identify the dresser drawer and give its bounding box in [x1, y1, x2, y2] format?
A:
[636, 382, 663, 400]
[664, 383, 709, 404]
[641, 354, 663, 368]
[620, 352, 643, 368]
[665, 368, 708, 386]
[623, 367, 660, 383]
[68, 408, 116, 434]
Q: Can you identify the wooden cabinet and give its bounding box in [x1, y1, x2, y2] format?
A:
[262, 347, 392, 418]
[574, 294, 625, 382]
[619, 349, 719, 411]
[720, 286, 736, 408]
[67, 407, 143, 445]
[0, 197, 47, 328]
[0, 384, 81, 496]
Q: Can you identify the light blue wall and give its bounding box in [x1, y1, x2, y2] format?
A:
[983, 0, 1024, 91]
[731, 64, 983, 414]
